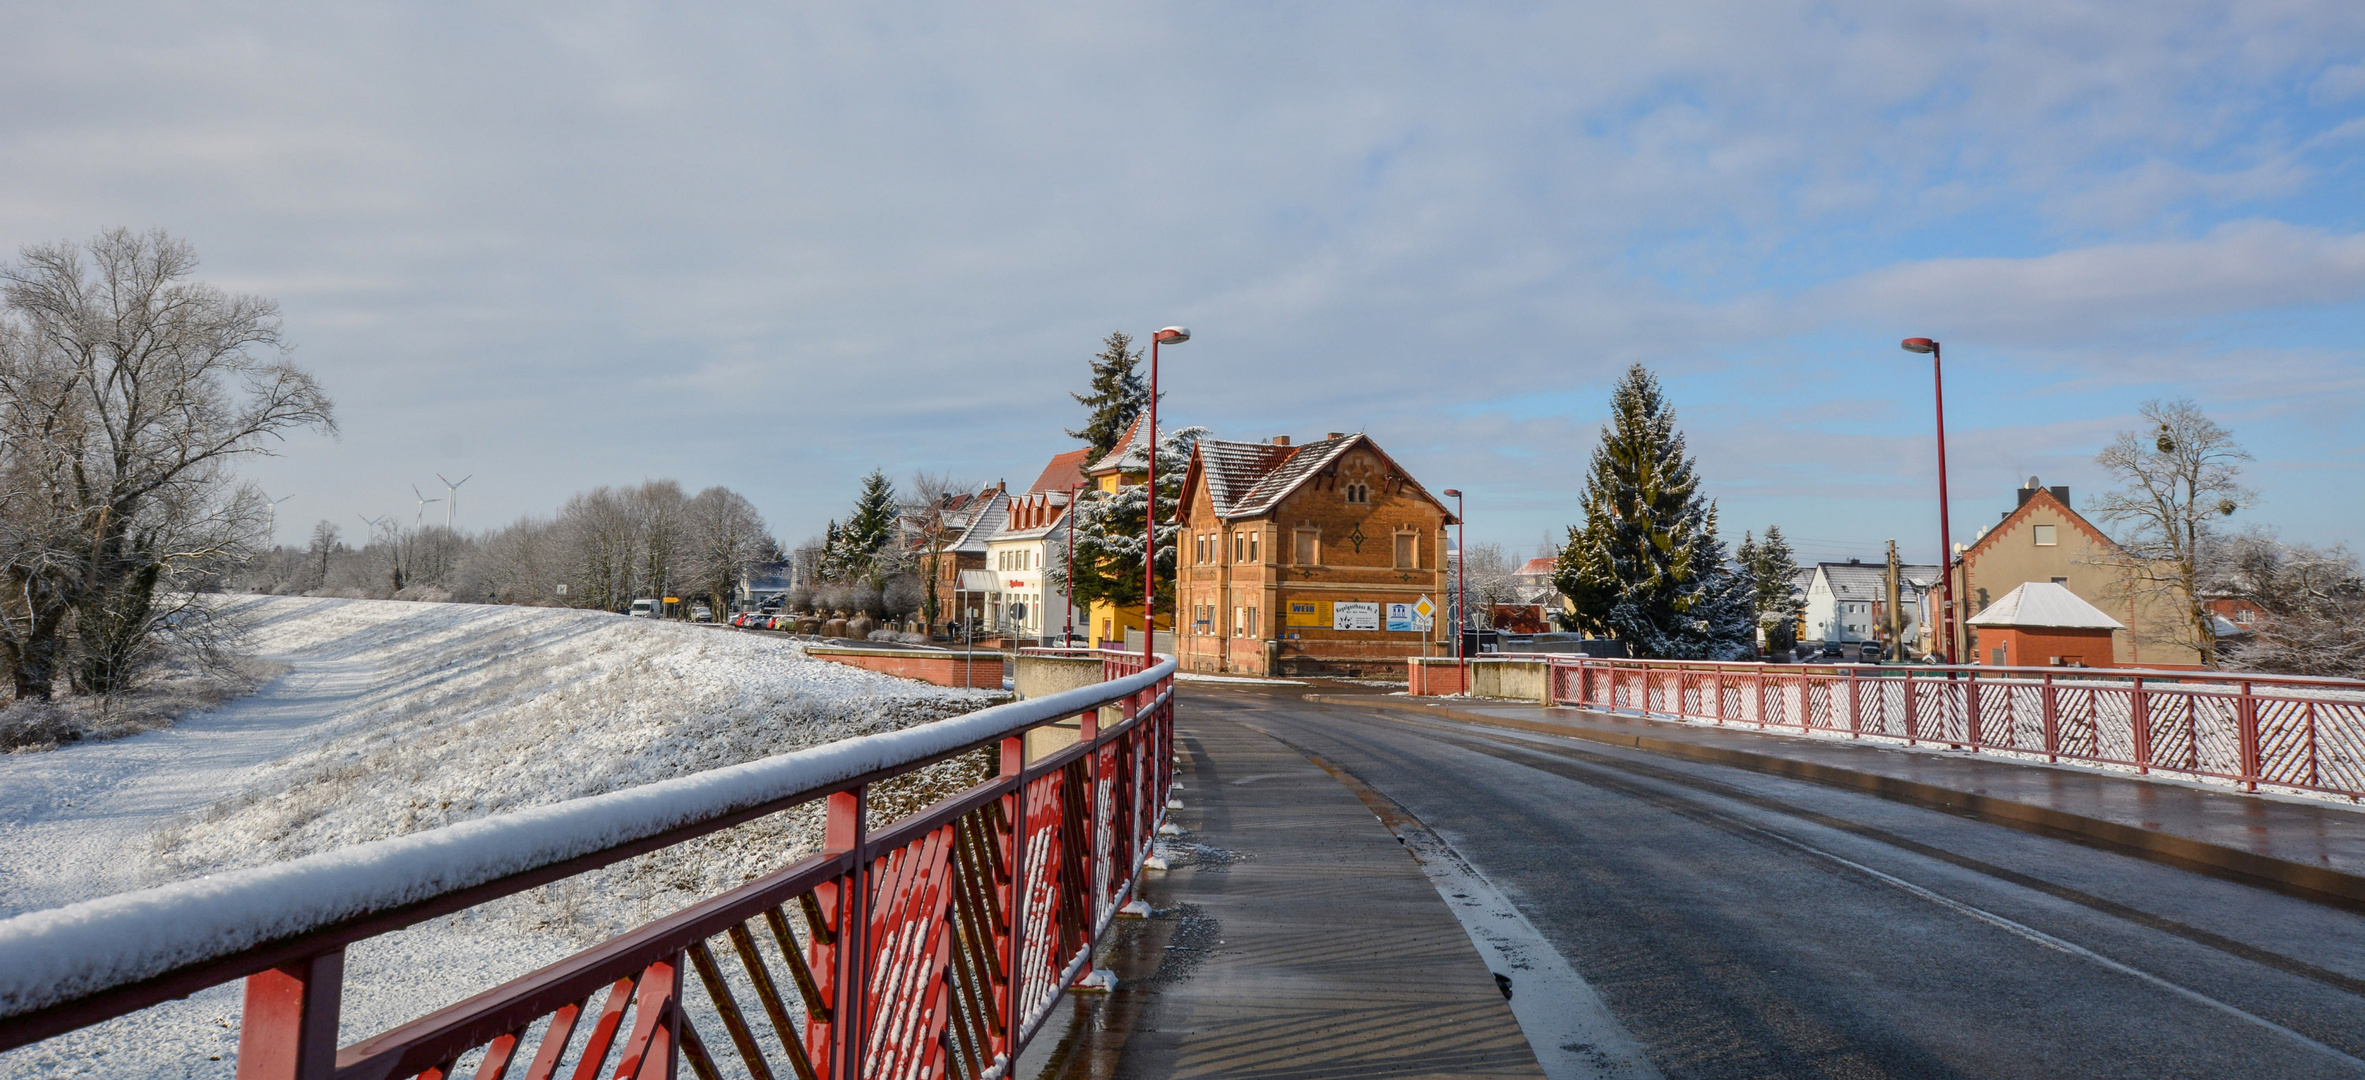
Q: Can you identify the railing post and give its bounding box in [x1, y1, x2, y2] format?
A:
[1845, 667, 1860, 739]
[998, 737, 1026, 1067]
[236, 948, 344, 1080]
[1963, 669, 1980, 751]
[826, 786, 868, 1080]
[2130, 677, 2151, 774]
[1902, 669, 1917, 745]
[2239, 680, 2260, 792]
[2042, 672, 2059, 763]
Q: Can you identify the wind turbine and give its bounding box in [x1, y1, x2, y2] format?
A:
[436, 473, 472, 532]
[410, 485, 442, 534]
[264, 493, 296, 545]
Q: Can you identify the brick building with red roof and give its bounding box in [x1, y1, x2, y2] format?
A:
[1172, 432, 1456, 676]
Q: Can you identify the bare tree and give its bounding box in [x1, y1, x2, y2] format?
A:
[2217, 535, 2365, 678]
[900, 470, 976, 630]
[559, 486, 637, 611]
[0, 228, 334, 698]
[683, 486, 777, 621]
[1450, 542, 1524, 628]
[2088, 399, 2251, 668]
[305, 520, 340, 592]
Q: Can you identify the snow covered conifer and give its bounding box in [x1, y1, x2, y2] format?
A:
[826, 470, 899, 584]
[1555, 364, 1756, 659]
[1051, 426, 1206, 618]
[1067, 332, 1149, 460]
[1741, 525, 1804, 653]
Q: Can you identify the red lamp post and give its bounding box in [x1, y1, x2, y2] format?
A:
[1143, 326, 1189, 665]
[1442, 488, 1466, 662]
[1062, 480, 1083, 647]
[1901, 337, 1959, 663]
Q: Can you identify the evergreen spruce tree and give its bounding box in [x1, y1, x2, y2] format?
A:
[1746, 524, 1805, 654]
[825, 470, 899, 583]
[1067, 331, 1148, 459]
[1051, 427, 1206, 618]
[819, 520, 845, 580]
[1554, 364, 1757, 659]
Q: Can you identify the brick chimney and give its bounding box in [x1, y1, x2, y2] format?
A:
[1271, 435, 1291, 446]
[1326, 432, 1345, 440]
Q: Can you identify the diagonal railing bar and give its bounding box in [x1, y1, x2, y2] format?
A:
[1524, 655, 2365, 801]
[0, 653, 1175, 1080]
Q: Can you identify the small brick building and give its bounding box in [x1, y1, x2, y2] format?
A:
[1172, 432, 1456, 677]
[1964, 581, 2124, 668]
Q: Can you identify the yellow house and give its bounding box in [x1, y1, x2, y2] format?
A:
[1081, 418, 1172, 649]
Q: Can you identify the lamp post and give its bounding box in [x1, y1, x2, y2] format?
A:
[1442, 489, 1466, 662]
[1063, 480, 1083, 648]
[1143, 326, 1189, 665]
[1900, 337, 1959, 663]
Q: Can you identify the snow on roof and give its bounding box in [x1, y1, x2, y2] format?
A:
[1086, 416, 1151, 475]
[1965, 581, 2126, 629]
[947, 489, 1009, 554]
[1516, 557, 1558, 577]
[1813, 562, 1941, 601]
[1194, 438, 1300, 515]
[1227, 435, 1360, 517]
[0, 659, 1177, 1019]
[1028, 449, 1091, 494]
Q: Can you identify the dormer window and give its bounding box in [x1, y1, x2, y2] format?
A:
[1345, 481, 1370, 504]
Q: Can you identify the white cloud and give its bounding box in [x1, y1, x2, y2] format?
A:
[2, 1, 2363, 551]
[1827, 221, 2365, 343]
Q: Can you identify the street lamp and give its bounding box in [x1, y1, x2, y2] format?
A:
[1900, 337, 1959, 664]
[1143, 326, 1188, 665]
[1063, 480, 1084, 648]
[1442, 489, 1465, 663]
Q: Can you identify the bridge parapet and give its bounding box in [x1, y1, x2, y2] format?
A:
[0, 651, 1176, 1080]
[1426, 654, 2365, 802]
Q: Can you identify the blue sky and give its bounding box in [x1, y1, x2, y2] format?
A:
[4, 2, 2362, 565]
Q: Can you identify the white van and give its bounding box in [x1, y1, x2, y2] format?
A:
[628, 598, 658, 618]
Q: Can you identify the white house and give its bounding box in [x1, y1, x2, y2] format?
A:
[979, 450, 1090, 645]
[1803, 559, 1940, 652]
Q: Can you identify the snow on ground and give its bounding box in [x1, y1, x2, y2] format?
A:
[0, 595, 999, 1078]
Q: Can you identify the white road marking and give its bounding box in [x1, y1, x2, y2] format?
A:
[1434, 719, 2365, 1074]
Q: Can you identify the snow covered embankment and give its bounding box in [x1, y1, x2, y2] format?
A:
[0, 595, 1000, 1076]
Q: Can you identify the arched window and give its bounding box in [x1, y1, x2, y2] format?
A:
[1345, 481, 1369, 504]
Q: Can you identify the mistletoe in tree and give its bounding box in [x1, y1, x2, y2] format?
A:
[1555, 364, 1756, 659]
[1049, 426, 1208, 617]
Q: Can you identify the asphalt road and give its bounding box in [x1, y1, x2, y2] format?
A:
[1188, 685, 2365, 1080]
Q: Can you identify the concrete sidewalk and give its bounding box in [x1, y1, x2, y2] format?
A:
[1318, 693, 2365, 909]
[1019, 712, 1544, 1079]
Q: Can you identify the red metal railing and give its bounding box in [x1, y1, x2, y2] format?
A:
[1539, 657, 2365, 801]
[0, 652, 1176, 1080]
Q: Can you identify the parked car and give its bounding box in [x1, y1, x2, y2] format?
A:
[627, 598, 657, 618]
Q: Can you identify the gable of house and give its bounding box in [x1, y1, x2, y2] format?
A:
[1949, 482, 2201, 668]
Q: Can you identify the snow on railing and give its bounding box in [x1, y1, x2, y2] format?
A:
[0, 652, 1178, 1080]
[1526, 655, 2365, 801]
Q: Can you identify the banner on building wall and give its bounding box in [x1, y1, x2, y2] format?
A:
[1333, 602, 1381, 631]
[1286, 600, 1329, 627]
[1387, 597, 1436, 632]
